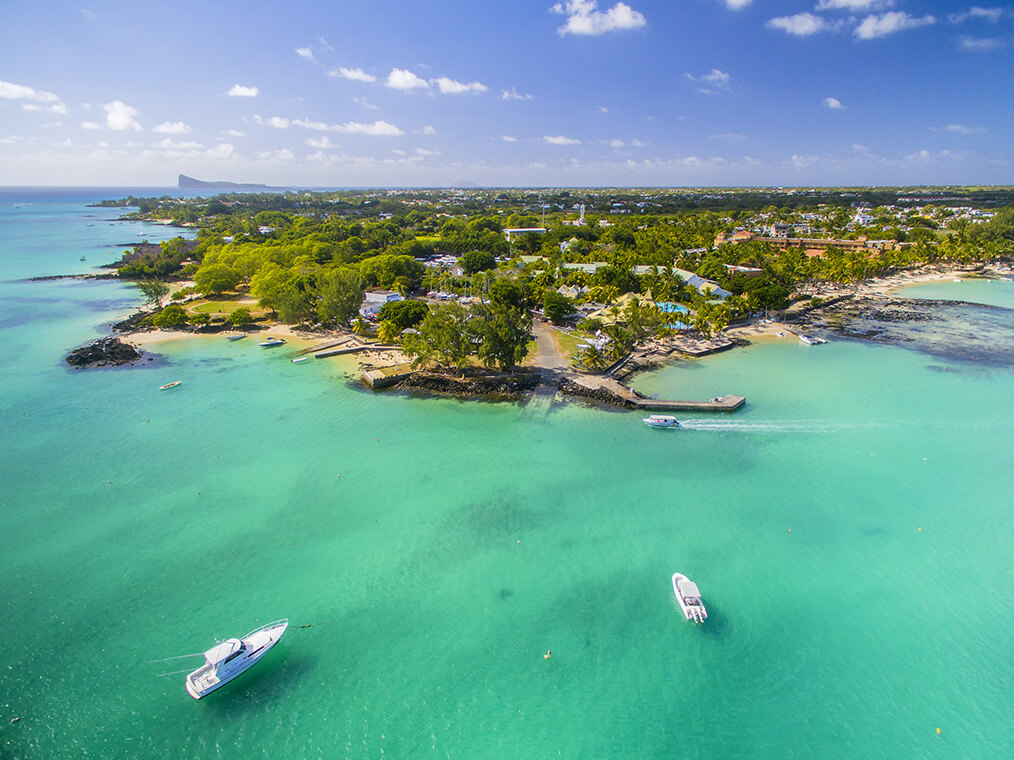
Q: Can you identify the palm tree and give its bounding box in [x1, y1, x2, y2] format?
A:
[353, 316, 369, 337]
[377, 320, 400, 344]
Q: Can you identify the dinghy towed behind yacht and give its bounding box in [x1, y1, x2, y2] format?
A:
[672, 573, 707, 623]
[185, 619, 288, 699]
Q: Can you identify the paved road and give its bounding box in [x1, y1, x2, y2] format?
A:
[532, 320, 568, 371]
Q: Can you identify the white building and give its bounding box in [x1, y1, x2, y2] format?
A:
[359, 290, 403, 318]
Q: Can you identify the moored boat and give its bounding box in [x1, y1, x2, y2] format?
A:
[185, 619, 288, 699]
[291, 357, 309, 363]
[226, 334, 246, 341]
[643, 414, 680, 429]
[798, 333, 826, 345]
[258, 338, 286, 348]
[672, 573, 707, 623]
[159, 381, 182, 390]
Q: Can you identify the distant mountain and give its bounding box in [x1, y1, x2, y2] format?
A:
[449, 180, 481, 188]
[178, 174, 268, 190]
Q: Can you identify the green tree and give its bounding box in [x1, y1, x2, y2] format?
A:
[151, 304, 188, 328]
[229, 307, 253, 326]
[542, 291, 575, 325]
[377, 299, 429, 331]
[316, 267, 363, 326]
[137, 278, 169, 306]
[471, 301, 532, 372]
[188, 312, 210, 327]
[377, 320, 401, 344]
[194, 263, 242, 296]
[402, 301, 474, 370]
[460, 250, 497, 275]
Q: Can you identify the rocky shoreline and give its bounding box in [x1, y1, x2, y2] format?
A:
[65, 337, 147, 368]
[386, 367, 541, 400]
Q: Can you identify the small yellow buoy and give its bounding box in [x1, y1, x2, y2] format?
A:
[936, 728, 941, 735]
[788, 528, 792, 533]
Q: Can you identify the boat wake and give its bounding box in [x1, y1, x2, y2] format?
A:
[677, 419, 898, 434]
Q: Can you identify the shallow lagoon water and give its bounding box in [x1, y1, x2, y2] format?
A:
[1, 194, 1012, 759]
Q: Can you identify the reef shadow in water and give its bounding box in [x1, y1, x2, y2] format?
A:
[794, 296, 1014, 368]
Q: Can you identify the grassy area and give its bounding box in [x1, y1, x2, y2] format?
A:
[520, 339, 539, 367]
[414, 235, 441, 244]
[550, 328, 586, 362]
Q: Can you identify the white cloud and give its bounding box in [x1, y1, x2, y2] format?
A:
[295, 47, 314, 61]
[824, 97, 845, 109]
[433, 77, 488, 94]
[544, 135, 581, 145]
[50, 102, 68, 115]
[767, 13, 832, 36]
[684, 69, 732, 94]
[944, 123, 986, 135]
[104, 100, 141, 131]
[80, 121, 101, 130]
[501, 87, 534, 101]
[852, 143, 872, 153]
[158, 139, 203, 150]
[385, 68, 430, 90]
[854, 11, 936, 40]
[602, 138, 646, 148]
[255, 148, 295, 162]
[597, 105, 609, 113]
[81, 8, 96, 19]
[415, 148, 440, 156]
[718, 0, 753, 8]
[266, 117, 403, 136]
[959, 34, 1006, 50]
[0, 80, 60, 103]
[152, 121, 192, 135]
[551, 1, 647, 36]
[817, 0, 893, 10]
[353, 96, 380, 110]
[709, 133, 746, 142]
[421, 125, 437, 135]
[222, 129, 246, 137]
[331, 67, 377, 83]
[502, 135, 518, 142]
[226, 84, 259, 97]
[306, 136, 338, 149]
[254, 115, 291, 129]
[948, 7, 1003, 23]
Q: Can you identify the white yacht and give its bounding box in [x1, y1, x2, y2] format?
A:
[185, 619, 288, 699]
[672, 573, 707, 623]
[258, 337, 286, 348]
[643, 414, 680, 429]
[798, 333, 827, 345]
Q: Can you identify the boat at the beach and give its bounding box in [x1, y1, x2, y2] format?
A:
[185, 619, 288, 699]
[672, 573, 707, 623]
[643, 414, 680, 429]
[258, 338, 286, 348]
[291, 357, 309, 363]
[226, 334, 246, 341]
[798, 334, 826, 345]
[159, 381, 182, 390]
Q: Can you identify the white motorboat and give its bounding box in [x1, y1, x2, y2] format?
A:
[258, 338, 286, 348]
[798, 333, 826, 345]
[291, 357, 309, 364]
[672, 573, 707, 623]
[185, 619, 288, 699]
[226, 334, 246, 341]
[643, 414, 680, 429]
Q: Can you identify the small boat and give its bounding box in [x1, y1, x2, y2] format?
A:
[79, 256, 86, 261]
[258, 338, 286, 348]
[798, 333, 826, 345]
[643, 414, 680, 429]
[291, 357, 309, 364]
[159, 381, 182, 390]
[185, 619, 288, 700]
[226, 334, 246, 342]
[672, 573, 707, 623]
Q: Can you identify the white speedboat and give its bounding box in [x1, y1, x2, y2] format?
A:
[798, 333, 826, 345]
[185, 619, 288, 699]
[291, 357, 309, 364]
[643, 414, 680, 429]
[672, 573, 707, 623]
[258, 338, 286, 348]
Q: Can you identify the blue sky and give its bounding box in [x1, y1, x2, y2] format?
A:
[1, 0, 1011, 186]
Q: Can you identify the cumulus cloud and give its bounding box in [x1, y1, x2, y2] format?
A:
[684, 69, 732, 94]
[544, 135, 581, 145]
[502, 135, 518, 142]
[602, 138, 646, 148]
[501, 87, 534, 101]
[222, 129, 246, 137]
[824, 97, 845, 109]
[81, 8, 96, 19]
[226, 84, 259, 97]
[551, 1, 647, 36]
[959, 34, 1006, 50]
[767, 13, 832, 36]
[718, 0, 753, 8]
[0, 80, 61, 103]
[948, 7, 1004, 24]
[104, 101, 141, 131]
[854, 11, 936, 40]
[817, 0, 893, 10]
[254, 115, 291, 129]
[944, 123, 986, 134]
[306, 136, 338, 149]
[433, 77, 488, 94]
[385, 68, 430, 90]
[152, 121, 192, 134]
[420, 125, 437, 135]
[295, 47, 314, 61]
[353, 96, 379, 110]
[331, 67, 377, 83]
[256, 115, 405, 136]
[80, 121, 101, 130]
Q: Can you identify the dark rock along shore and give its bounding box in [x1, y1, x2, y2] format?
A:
[65, 337, 143, 368]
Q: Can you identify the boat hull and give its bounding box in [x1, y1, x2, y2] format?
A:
[672, 573, 707, 623]
[185, 620, 288, 699]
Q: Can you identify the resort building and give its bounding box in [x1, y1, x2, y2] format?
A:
[359, 290, 403, 318]
[503, 227, 547, 242]
[714, 231, 901, 256]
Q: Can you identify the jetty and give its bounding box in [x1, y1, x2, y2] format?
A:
[559, 373, 744, 412]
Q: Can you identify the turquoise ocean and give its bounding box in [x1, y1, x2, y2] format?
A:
[1, 190, 1011, 759]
